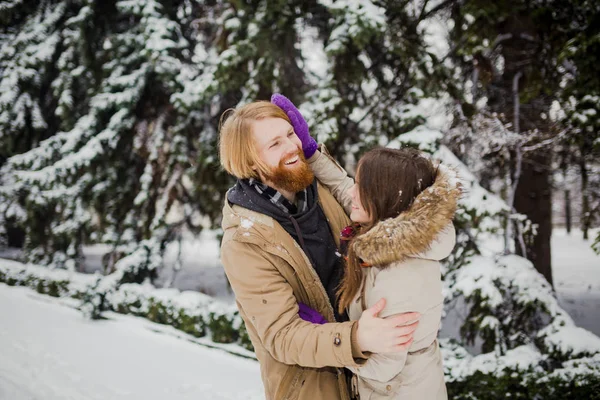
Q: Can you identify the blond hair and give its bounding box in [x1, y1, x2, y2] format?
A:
[219, 101, 291, 179]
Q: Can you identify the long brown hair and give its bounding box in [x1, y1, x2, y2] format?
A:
[337, 147, 438, 314]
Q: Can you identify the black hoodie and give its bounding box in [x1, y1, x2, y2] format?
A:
[227, 178, 347, 322]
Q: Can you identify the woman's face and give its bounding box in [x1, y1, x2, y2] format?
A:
[347, 173, 371, 224]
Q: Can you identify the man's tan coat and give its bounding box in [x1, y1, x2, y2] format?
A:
[221, 179, 365, 400]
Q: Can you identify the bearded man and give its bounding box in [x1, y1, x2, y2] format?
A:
[218, 96, 419, 400]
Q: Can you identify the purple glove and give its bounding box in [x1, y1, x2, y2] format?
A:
[271, 93, 319, 159]
[298, 302, 328, 324]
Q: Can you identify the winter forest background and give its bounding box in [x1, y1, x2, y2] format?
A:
[1, 0, 599, 399]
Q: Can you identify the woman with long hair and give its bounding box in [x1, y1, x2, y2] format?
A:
[273, 94, 461, 399]
[323, 147, 459, 400]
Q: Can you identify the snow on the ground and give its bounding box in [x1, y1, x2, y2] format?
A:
[0, 283, 264, 400]
[1, 224, 597, 360]
[552, 228, 600, 336]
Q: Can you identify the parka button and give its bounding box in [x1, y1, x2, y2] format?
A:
[333, 333, 341, 346]
[386, 385, 392, 391]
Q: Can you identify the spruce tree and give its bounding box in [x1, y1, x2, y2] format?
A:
[553, 2, 600, 242]
[392, 128, 600, 398]
[444, 0, 600, 284]
[1, 0, 201, 284]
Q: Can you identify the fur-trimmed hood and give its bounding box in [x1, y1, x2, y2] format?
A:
[352, 165, 462, 266]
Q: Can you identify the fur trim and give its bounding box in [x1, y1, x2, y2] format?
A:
[351, 165, 462, 266]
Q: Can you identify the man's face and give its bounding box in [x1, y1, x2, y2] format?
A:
[251, 117, 314, 193]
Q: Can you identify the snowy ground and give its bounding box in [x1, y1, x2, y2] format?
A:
[552, 228, 600, 335]
[0, 229, 597, 398]
[0, 284, 264, 400]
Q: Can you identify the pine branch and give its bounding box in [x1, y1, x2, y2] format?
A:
[419, 0, 456, 21]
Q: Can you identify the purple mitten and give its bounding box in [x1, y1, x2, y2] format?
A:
[271, 93, 319, 159]
[298, 302, 328, 324]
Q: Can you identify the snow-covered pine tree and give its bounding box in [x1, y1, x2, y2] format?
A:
[445, 0, 596, 285]
[0, 0, 215, 303]
[0, 1, 70, 250]
[446, 0, 600, 256]
[553, 7, 600, 243]
[175, 0, 312, 111]
[301, 0, 454, 166]
[388, 126, 600, 398]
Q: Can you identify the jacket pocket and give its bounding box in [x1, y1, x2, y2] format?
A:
[275, 366, 305, 400]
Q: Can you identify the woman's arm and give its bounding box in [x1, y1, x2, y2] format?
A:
[354, 263, 443, 382]
[308, 145, 355, 215]
[351, 349, 408, 382]
[270, 94, 355, 214]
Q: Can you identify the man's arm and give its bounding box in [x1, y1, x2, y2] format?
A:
[221, 239, 419, 368]
[222, 240, 363, 368]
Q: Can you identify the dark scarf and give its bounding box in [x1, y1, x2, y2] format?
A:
[247, 178, 308, 214]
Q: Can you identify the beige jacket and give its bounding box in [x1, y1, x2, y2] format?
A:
[309, 149, 461, 400]
[221, 180, 367, 400]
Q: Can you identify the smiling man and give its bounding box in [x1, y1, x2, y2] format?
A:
[218, 100, 419, 400]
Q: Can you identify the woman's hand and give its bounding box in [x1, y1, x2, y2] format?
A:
[298, 302, 328, 324]
[356, 298, 420, 353]
[271, 93, 318, 159]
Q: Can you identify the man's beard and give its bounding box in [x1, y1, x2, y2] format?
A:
[263, 151, 315, 193]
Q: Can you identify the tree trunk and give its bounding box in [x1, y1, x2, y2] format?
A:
[565, 189, 572, 234]
[514, 152, 553, 286]
[5, 221, 25, 248]
[490, 14, 554, 286]
[580, 157, 590, 240]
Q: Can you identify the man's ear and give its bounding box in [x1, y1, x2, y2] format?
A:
[251, 163, 265, 182]
[249, 163, 259, 180]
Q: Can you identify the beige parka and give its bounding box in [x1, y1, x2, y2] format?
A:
[220, 176, 368, 400]
[308, 148, 461, 400]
